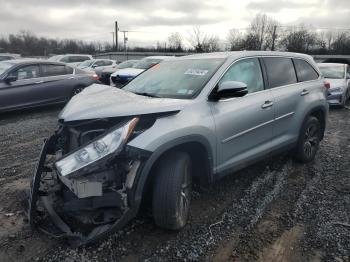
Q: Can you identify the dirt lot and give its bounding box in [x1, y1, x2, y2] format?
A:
[0, 105, 349, 262]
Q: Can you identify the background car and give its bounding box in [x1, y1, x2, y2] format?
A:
[95, 59, 139, 85]
[48, 54, 93, 67]
[0, 53, 21, 61]
[0, 59, 97, 112]
[318, 63, 350, 107]
[77, 59, 117, 72]
[110, 56, 172, 88]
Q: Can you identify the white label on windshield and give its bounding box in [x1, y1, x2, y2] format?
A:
[184, 69, 208, 76]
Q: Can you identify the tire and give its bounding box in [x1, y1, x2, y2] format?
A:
[294, 116, 321, 163]
[71, 85, 85, 98]
[152, 151, 192, 230]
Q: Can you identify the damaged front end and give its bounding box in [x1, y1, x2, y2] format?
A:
[28, 116, 152, 246]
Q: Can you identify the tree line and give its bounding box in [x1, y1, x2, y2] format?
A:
[0, 13, 349, 56]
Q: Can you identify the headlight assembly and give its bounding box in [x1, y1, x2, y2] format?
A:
[55, 118, 139, 177]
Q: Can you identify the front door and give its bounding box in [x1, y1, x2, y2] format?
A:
[210, 58, 274, 174]
[0, 64, 43, 110]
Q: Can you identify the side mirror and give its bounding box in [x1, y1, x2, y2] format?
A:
[212, 81, 248, 100]
[346, 73, 350, 79]
[5, 75, 17, 83]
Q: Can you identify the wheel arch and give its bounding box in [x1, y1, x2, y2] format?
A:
[304, 105, 327, 140]
[132, 135, 214, 208]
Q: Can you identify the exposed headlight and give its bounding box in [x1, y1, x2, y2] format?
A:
[55, 118, 139, 177]
[330, 87, 343, 93]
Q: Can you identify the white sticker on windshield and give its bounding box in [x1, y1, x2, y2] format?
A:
[184, 69, 208, 76]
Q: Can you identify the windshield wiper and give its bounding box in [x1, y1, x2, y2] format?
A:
[133, 92, 161, 98]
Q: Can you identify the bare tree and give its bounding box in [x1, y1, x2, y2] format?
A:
[325, 30, 334, 50]
[279, 26, 318, 53]
[226, 29, 243, 50]
[168, 32, 183, 51]
[203, 35, 221, 52]
[248, 13, 280, 50]
[187, 26, 206, 52]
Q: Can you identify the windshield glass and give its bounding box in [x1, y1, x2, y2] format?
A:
[78, 60, 94, 67]
[0, 61, 14, 75]
[123, 58, 224, 99]
[118, 60, 137, 69]
[319, 65, 345, 79]
[133, 59, 163, 69]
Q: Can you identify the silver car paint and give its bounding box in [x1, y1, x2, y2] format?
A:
[61, 51, 328, 177]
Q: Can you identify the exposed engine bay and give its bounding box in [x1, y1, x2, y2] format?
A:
[28, 115, 157, 246]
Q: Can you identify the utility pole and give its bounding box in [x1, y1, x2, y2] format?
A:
[271, 25, 277, 51]
[119, 30, 129, 60]
[110, 32, 115, 49]
[115, 21, 119, 51]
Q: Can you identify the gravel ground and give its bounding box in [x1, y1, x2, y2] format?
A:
[0, 104, 349, 262]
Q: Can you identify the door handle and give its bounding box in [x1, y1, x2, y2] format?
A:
[261, 100, 274, 109]
[68, 76, 75, 80]
[301, 89, 309, 96]
[34, 80, 44, 84]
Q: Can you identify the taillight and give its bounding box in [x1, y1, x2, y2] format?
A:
[324, 81, 330, 89]
[92, 74, 99, 81]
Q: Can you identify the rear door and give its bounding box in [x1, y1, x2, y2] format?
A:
[210, 57, 275, 173]
[39, 63, 75, 103]
[0, 64, 43, 110]
[262, 57, 317, 150]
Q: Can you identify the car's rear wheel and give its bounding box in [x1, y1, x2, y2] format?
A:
[294, 116, 321, 163]
[152, 151, 192, 230]
[71, 85, 85, 97]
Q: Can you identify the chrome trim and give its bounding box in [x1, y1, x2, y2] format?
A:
[222, 111, 295, 143]
[222, 119, 275, 144]
[275, 112, 295, 121]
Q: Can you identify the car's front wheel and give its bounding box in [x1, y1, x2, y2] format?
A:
[294, 116, 321, 163]
[152, 151, 192, 230]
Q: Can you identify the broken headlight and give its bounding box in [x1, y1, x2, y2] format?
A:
[55, 118, 139, 177]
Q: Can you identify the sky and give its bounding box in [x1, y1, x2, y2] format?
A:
[0, 0, 349, 48]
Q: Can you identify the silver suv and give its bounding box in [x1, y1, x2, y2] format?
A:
[28, 51, 328, 246]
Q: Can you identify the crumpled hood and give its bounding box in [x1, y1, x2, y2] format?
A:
[59, 84, 192, 121]
[110, 68, 144, 78]
[326, 78, 346, 89]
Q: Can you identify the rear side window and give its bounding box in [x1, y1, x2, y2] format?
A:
[70, 56, 90, 62]
[293, 59, 319, 82]
[65, 66, 74, 74]
[42, 64, 67, 76]
[104, 60, 113, 66]
[263, 57, 297, 88]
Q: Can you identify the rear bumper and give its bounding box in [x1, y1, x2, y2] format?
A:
[28, 135, 143, 246]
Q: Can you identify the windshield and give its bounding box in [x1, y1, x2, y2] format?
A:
[123, 58, 224, 99]
[319, 65, 345, 79]
[118, 60, 138, 69]
[133, 59, 163, 69]
[0, 61, 14, 76]
[78, 60, 94, 67]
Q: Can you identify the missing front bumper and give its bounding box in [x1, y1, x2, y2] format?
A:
[28, 136, 139, 246]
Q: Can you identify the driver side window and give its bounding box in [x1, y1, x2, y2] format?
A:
[219, 58, 264, 93]
[9, 65, 40, 80]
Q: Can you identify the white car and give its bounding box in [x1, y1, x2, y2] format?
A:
[77, 59, 116, 72]
[0, 53, 21, 61]
[110, 56, 173, 88]
[48, 54, 93, 67]
[318, 63, 350, 107]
